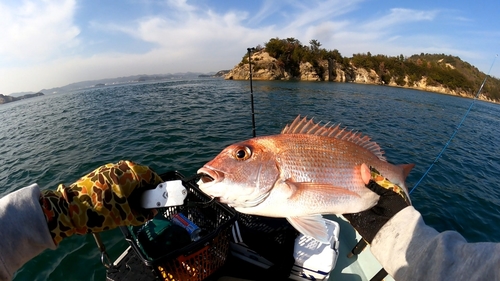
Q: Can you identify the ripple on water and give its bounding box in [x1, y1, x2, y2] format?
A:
[2, 79, 500, 280]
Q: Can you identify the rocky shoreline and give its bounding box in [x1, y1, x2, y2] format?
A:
[224, 50, 496, 104]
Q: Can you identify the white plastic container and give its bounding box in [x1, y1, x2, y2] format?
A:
[289, 219, 340, 281]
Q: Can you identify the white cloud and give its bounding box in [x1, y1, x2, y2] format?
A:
[135, 10, 252, 46]
[0, 0, 80, 63]
[363, 8, 437, 31]
[166, 0, 197, 12]
[103, 5, 269, 67]
[250, 0, 285, 25]
[283, 0, 362, 30]
[322, 8, 441, 56]
[1, 0, 498, 94]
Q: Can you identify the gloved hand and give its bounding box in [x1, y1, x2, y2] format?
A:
[343, 164, 411, 244]
[39, 160, 163, 245]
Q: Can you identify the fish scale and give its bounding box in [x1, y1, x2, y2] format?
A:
[277, 135, 375, 188]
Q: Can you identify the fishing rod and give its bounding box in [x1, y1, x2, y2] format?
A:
[248, 47, 256, 137]
[409, 55, 498, 194]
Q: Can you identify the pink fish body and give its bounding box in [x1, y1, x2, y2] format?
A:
[198, 115, 413, 242]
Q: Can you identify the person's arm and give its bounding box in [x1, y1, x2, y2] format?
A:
[0, 160, 162, 281]
[0, 184, 56, 281]
[344, 164, 500, 281]
[371, 206, 500, 280]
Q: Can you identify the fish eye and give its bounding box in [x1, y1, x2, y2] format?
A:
[234, 146, 252, 160]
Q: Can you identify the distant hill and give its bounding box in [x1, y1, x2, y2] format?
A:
[224, 37, 500, 102]
[198, 70, 230, 78]
[350, 52, 500, 101]
[406, 54, 500, 100]
[4, 71, 227, 98]
[8, 91, 36, 97]
[36, 72, 211, 95]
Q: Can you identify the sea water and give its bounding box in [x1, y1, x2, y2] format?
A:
[1, 79, 499, 280]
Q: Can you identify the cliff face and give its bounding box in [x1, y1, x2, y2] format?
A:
[225, 51, 494, 102]
[226, 52, 287, 80]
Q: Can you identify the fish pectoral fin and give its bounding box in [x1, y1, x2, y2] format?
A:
[286, 215, 330, 244]
[286, 181, 360, 198]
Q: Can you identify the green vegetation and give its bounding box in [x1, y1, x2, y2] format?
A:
[242, 37, 500, 101]
[263, 37, 348, 77]
[351, 52, 500, 100]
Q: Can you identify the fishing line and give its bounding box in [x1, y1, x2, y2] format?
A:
[409, 55, 498, 194]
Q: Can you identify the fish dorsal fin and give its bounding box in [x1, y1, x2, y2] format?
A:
[281, 115, 386, 161]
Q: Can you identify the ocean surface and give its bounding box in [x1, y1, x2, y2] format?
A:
[1, 79, 500, 280]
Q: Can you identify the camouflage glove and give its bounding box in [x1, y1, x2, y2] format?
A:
[343, 165, 411, 244]
[39, 160, 163, 245]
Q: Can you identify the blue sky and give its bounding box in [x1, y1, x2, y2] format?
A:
[1, 0, 499, 95]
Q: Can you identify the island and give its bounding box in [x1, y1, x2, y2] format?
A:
[225, 38, 500, 103]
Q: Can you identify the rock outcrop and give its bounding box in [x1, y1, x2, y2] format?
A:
[226, 52, 286, 80]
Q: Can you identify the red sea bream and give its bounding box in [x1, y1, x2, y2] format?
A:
[197, 115, 414, 242]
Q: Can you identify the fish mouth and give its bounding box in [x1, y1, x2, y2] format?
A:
[197, 167, 224, 187]
[196, 166, 270, 208]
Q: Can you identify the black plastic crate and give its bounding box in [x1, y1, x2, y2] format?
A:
[119, 171, 237, 281]
[229, 214, 299, 279]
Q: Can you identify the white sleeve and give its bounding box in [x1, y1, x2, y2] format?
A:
[0, 184, 56, 281]
[370, 206, 500, 280]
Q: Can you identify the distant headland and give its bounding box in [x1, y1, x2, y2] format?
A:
[3, 72, 213, 99]
[0, 92, 44, 105]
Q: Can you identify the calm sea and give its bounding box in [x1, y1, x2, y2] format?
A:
[1, 79, 500, 280]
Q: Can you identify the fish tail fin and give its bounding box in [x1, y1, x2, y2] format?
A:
[399, 163, 415, 179]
